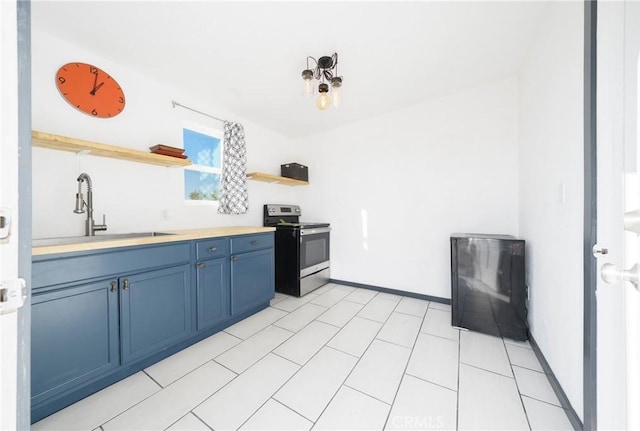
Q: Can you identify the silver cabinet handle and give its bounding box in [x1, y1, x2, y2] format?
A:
[250, 240, 259, 246]
[122, 279, 130, 290]
[110, 280, 117, 293]
[196, 262, 206, 269]
[231, 256, 239, 262]
[208, 246, 217, 253]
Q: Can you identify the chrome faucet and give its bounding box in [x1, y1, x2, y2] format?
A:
[74, 173, 107, 236]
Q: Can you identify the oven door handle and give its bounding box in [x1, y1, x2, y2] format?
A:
[300, 227, 331, 236]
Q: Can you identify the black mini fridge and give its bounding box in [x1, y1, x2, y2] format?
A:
[450, 234, 528, 341]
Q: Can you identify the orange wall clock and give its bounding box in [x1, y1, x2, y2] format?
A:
[55, 62, 126, 118]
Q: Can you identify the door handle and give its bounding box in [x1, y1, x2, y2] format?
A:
[110, 280, 117, 292]
[196, 262, 206, 269]
[601, 263, 639, 290]
[122, 279, 130, 290]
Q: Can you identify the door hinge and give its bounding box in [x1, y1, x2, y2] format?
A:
[0, 207, 11, 240]
[0, 278, 27, 314]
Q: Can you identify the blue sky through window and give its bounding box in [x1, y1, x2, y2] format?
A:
[183, 128, 221, 168]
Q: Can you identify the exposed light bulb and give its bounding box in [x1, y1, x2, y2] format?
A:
[316, 92, 331, 111]
[301, 69, 314, 98]
[330, 77, 342, 107]
[316, 83, 331, 111]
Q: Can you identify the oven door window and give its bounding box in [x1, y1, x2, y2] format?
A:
[300, 233, 330, 270]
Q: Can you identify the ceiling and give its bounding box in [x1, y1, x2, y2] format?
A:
[32, 1, 548, 138]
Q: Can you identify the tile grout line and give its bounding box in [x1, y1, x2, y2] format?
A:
[210, 358, 241, 377]
[418, 302, 461, 343]
[323, 344, 360, 359]
[163, 411, 212, 431]
[230, 346, 323, 428]
[223, 306, 291, 340]
[147, 331, 244, 387]
[381, 298, 424, 430]
[271, 290, 381, 374]
[511, 363, 548, 375]
[186, 326, 300, 423]
[520, 394, 568, 410]
[459, 362, 516, 379]
[221, 307, 288, 342]
[142, 369, 164, 389]
[214, 323, 296, 373]
[343, 383, 392, 407]
[393, 309, 429, 319]
[315, 300, 366, 328]
[303, 291, 400, 427]
[98, 358, 229, 429]
[271, 304, 330, 332]
[270, 396, 316, 424]
[502, 336, 533, 431]
[191, 300, 355, 430]
[404, 371, 457, 394]
[419, 329, 460, 343]
[189, 411, 214, 431]
[270, 293, 321, 313]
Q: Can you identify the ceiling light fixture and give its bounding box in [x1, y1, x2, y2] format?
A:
[301, 53, 343, 110]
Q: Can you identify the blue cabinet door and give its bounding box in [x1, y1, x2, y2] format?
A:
[120, 264, 192, 364]
[196, 257, 229, 331]
[230, 248, 274, 316]
[31, 279, 119, 406]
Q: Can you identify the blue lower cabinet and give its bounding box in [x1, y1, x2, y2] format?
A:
[31, 279, 119, 407]
[196, 257, 230, 331]
[31, 233, 275, 422]
[120, 264, 192, 364]
[230, 248, 275, 316]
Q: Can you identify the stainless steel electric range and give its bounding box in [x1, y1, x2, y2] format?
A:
[263, 204, 330, 297]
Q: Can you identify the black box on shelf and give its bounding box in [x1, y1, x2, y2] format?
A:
[281, 163, 308, 181]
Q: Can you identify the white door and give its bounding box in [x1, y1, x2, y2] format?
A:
[597, 1, 640, 429]
[0, 0, 22, 429]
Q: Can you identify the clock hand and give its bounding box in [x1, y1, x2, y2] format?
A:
[90, 70, 98, 94]
[90, 82, 105, 95]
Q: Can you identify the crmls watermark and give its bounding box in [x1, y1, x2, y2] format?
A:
[391, 415, 446, 429]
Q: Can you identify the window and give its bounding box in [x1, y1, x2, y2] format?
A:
[183, 125, 223, 202]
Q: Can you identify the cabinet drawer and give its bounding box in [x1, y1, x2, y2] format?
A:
[33, 242, 191, 290]
[230, 233, 274, 254]
[196, 238, 229, 261]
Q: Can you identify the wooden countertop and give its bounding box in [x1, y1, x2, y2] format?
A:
[32, 226, 276, 256]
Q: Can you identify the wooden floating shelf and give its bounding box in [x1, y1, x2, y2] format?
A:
[246, 172, 309, 186]
[32, 131, 192, 168]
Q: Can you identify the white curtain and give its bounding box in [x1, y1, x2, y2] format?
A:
[218, 121, 248, 214]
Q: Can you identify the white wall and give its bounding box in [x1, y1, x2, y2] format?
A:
[31, 29, 296, 238]
[292, 79, 520, 299]
[518, 1, 584, 419]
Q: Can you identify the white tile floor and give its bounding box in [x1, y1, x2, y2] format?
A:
[33, 284, 574, 431]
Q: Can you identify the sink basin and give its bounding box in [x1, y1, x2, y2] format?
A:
[33, 232, 175, 247]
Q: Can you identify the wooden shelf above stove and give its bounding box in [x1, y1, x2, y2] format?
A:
[246, 172, 309, 186]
